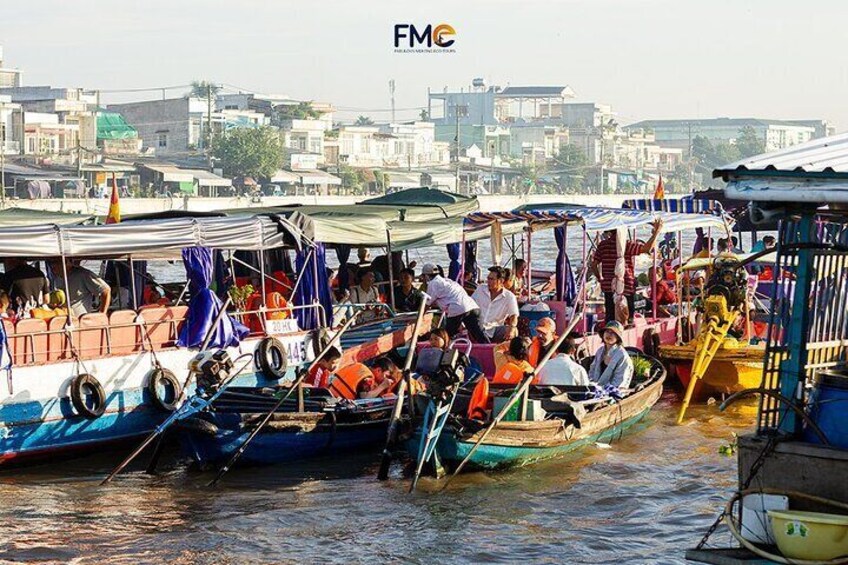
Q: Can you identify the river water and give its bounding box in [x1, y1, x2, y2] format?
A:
[0, 228, 761, 564]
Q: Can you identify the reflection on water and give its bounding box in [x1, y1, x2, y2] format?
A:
[0, 390, 755, 564]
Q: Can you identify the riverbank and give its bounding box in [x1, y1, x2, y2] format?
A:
[1, 193, 641, 217]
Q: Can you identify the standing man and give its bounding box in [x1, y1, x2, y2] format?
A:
[48, 258, 111, 317]
[591, 218, 663, 325]
[420, 263, 488, 343]
[471, 266, 519, 342]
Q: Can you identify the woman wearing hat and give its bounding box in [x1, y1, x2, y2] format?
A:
[588, 320, 634, 390]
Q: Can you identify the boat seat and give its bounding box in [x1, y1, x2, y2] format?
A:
[13, 319, 48, 365]
[140, 306, 188, 350]
[47, 316, 71, 362]
[109, 310, 141, 355]
[77, 313, 110, 359]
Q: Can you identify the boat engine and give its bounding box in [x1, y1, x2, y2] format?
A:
[703, 256, 748, 313]
[426, 348, 467, 403]
[188, 350, 235, 397]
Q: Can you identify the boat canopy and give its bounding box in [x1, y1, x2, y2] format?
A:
[0, 214, 306, 259]
[466, 205, 729, 234]
[621, 198, 726, 216]
[358, 187, 479, 220]
[0, 207, 95, 227]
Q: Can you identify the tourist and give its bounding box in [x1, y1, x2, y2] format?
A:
[420, 263, 488, 343]
[356, 247, 371, 269]
[358, 357, 399, 398]
[591, 219, 663, 324]
[48, 258, 111, 317]
[462, 269, 478, 295]
[308, 346, 342, 389]
[392, 268, 424, 313]
[528, 316, 557, 367]
[536, 336, 589, 387]
[349, 267, 382, 322]
[427, 328, 451, 350]
[4, 258, 49, 312]
[492, 336, 534, 384]
[471, 266, 519, 342]
[588, 321, 634, 390]
[647, 266, 677, 316]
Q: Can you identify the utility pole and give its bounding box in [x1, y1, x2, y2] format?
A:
[206, 83, 213, 152]
[452, 104, 468, 193]
[389, 79, 396, 123]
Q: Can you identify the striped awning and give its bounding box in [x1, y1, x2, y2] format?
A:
[621, 198, 725, 215]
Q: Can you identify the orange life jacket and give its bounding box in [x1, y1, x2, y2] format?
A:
[246, 292, 290, 333]
[328, 363, 374, 400]
[492, 362, 528, 385]
[466, 377, 490, 420]
[528, 335, 557, 367]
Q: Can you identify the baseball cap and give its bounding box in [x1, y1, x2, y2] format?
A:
[421, 263, 438, 276]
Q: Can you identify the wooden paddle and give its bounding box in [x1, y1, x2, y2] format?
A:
[377, 299, 428, 481]
[443, 308, 585, 487]
[208, 311, 361, 486]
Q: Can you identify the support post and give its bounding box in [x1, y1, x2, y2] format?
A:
[386, 230, 396, 311]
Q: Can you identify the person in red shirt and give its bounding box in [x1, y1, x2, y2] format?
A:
[591, 219, 663, 324]
[307, 347, 342, 389]
[648, 266, 677, 316]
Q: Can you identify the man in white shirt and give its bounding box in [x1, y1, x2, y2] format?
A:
[420, 263, 489, 343]
[537, 336, 589, 387]
[472, 266, 519, 342]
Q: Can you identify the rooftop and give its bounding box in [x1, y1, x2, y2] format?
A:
[627, 117, 819, 129]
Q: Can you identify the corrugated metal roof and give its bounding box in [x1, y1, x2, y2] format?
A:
[497, 86, 574, 98]
[713, 132, 848, 179]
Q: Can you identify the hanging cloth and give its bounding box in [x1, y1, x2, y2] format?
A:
[613, 228, 628, 323]
[464, 241, 478, 280]
[294, 243, 334, 330]
[446, 243, 462, 283]
[554, 226, 576, 305]
[336, 244, 351, 291]
[490, 221, 503, 266]
[177, 247, 248, 349]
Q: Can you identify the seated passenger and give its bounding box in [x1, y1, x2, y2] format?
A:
[536, 335, 589, 387]
[349, 267, 382, 322]
[307, 346, 342, 389]
[393, 268, 424, 313]
[647, 266, 677, 317]
[492, 336, 534, 384]
[588, 321, 634, 390]
[471, 266, 519, 342]
[358, 357, 399, 398]
[427, 328, 450, 350]
[48, 258, 111, 317]
[4, 258, 49, 313]
[528, 317, 557, 367]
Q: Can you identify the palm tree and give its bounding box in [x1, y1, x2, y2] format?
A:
[355, 115, 375, 126]
[188, 80, 221, 99]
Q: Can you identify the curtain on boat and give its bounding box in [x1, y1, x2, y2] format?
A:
[293, 243, 334, 330]
[446, 243, 461, 283]
[336, 245, 351, 291]
[554, 226, 576, 305]
[693, 228, 707, 255]
[213, 250, 231, 299]
[464, 241, 478, 281]
[177, 246, 248, 348]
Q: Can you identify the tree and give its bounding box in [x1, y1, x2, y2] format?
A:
[736, 125, 765, 159]
[355, 115, 375, 126]
[271, 102, 321, 125]
[188, 80, 221, 99]
[419, 109, 430, 121]
[212, 127, 284, 179]
[555, 144, 590, 191]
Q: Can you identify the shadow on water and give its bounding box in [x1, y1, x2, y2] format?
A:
[0, 389, 757, 564]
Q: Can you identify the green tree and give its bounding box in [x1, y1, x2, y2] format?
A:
[212, 127, 284, 179]
[419, 109, 430, 121]
[188, 80, 221, 99]
[555, 144, 590, 191]
[272, 101, 321, 125]
[736, 125, 765, 158]
[355, 115, 375, 126]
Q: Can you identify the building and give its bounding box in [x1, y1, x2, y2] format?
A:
[0, 94, 21, 157]
[428, 80, 576, 127]
[0, 46, 22, 88]
[108, 97, 267, 156]
[21, 112, 80, 161]
[335, 122, 449, 168]
[625, 117, 825, 152]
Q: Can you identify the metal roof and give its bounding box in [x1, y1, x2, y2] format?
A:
[497, 86, 575, 98]
[713, 132, 848, 180]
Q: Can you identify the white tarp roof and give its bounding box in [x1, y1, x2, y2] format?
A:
[142, 164, 194, 183]
[298, 170, 341, 185]
[191, 170, 232, 187]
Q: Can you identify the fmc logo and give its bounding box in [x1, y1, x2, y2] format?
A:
[394, 23, 456, 52]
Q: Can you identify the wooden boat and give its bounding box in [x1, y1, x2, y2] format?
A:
[177, 387, 395, 467]
[661, 340, 765, 397]
[408, 352, 666, 473]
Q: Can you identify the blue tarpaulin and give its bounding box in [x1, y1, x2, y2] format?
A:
[336, 245, 351, 291]
[294, 243, 333, 330]
[177, 246, 248, 348]
[464, 241, 478, 278]
[447, 243, 461, 282]
[555, 226, 576, 305]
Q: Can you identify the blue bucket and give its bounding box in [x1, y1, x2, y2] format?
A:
[521, 310, 556, 337]
[803, 370, 848, 449]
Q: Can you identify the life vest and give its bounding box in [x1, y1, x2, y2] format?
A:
[269, 271, 294, 300]
[246, 292, 290, 333]
[328, 363, 374, 400]
[528, 336, 557, 367]
[492, 362, 528, 385]
[466, 377, 490, 420]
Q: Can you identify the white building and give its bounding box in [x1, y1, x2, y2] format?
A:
[0, 95, 21, 156]
[0, 46, 22, 89]
[336, 122, 449, 168]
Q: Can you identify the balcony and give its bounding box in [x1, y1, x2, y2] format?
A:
[0, 140, 19, 155]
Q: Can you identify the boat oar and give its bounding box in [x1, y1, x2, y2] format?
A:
[377, 299, 428, 481]
[208, 312, 361, 487]
[103, 297, 234, 483]
[443, 311, 584, 487]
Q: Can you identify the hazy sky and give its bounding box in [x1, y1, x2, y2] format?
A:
[3, 0, 846, 129]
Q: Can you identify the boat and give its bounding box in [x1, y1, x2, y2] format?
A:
[407, 350, 666, 474]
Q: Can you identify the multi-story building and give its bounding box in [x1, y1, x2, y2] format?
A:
[336, 121, 449, 168]
[0, 95, 21, 157]
[0, 47, 22, 89]
[625, 117, 826, 152]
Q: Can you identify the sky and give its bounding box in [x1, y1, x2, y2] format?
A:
[2, 0, 847, 129]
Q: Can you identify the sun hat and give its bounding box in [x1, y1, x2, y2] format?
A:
[603, 320, 625, 344]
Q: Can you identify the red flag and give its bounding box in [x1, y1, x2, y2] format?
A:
[653, 174, 665, 199]
[106, 172, 121, 224]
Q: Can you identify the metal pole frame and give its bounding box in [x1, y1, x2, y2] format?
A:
[581, 227, 588, 336]
[386, 230, 396, 311]
[128, 257, 138, 310]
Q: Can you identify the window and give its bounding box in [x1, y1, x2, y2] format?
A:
[158, 133, 168, 148]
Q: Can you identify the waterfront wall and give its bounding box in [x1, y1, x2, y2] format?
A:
[3, 193, 638, 216]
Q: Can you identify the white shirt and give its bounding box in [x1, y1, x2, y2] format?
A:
[423, 276, 478, 318]
[472, 285, 519, 337]
[537, 354, 589, 387]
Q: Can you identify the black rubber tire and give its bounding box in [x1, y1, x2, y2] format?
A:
[255, 337, 289, 380]
[146, 368, 182, 412]
[311, 327, 330, 358]
[70, 373, 106, 419]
